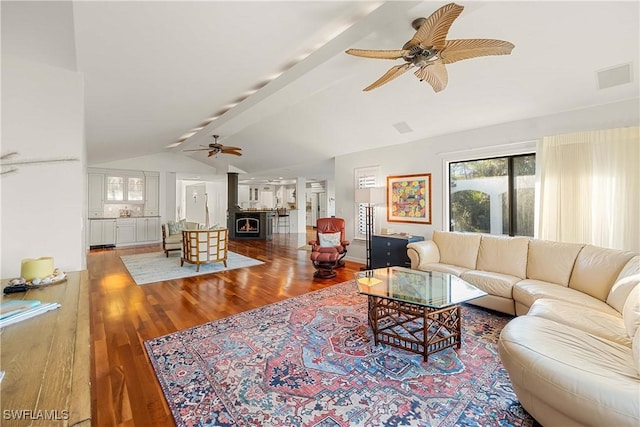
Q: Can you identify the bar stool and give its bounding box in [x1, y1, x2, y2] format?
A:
[276, 208, 290, 233]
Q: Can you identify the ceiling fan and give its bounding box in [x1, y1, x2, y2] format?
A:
[346, 2, 515, 92]
[183, 135, 242, 157]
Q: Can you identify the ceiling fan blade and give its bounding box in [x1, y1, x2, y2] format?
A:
[414, 61, 448, 93]
[408, 2, 464, 50]
[440, 39, 515, 64]
[363, 63, 412, 91]
[220, 145, 242, 151]
[346, 49, 409, 60]
[222, 150, 242, 156]
[207, 151, 217, 157]
[183, 148, 210, 152]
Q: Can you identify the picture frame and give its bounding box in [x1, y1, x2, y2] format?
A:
[387, 173, 432, 224]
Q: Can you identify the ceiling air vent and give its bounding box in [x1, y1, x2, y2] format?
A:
[596, 63, 632, 90]
[393, 121, 413, 134]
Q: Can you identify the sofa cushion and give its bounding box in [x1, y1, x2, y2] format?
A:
[164, 233, 182, 245]
[167, 219, 184, 235]
[421, 263, 469, 276]
[498, 316, 640, 427]
[569, 245, 636, 301]
[460, 270, 519, 299]
[513, 279, 621, 315]
[432, 231, 481, 270]
[607, 256, 640, 313]
[633, 327, 640, 375]
[476, 234, 529, 279]
[622, 284, 640, 340]
[526, 239, 582, 286]
[527, 298, 630, 346]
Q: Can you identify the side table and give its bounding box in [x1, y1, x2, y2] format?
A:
[371, 234, 424, 269]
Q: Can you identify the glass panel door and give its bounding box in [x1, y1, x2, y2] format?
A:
[127, 177, 144, 201]
[106, 176, 124, 201]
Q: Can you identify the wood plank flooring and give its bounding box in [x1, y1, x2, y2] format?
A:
[88, 229, 362, 426]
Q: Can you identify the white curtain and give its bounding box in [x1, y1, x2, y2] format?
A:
[537, 127, 640, 252]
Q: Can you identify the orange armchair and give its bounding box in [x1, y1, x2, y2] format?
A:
[309, 217, 350, 279]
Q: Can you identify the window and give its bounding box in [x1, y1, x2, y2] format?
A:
[449, 154, 535, 236]
[354, 166, 379, 238]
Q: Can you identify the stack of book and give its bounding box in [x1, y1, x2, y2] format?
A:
[0, 299, 61, 328]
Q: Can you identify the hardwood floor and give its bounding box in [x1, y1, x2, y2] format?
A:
[88, 228, 362, 426]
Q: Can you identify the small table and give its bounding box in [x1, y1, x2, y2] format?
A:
[355, 267, 486, 361]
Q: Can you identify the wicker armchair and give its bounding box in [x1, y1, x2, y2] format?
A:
[180, 228, 229, 271]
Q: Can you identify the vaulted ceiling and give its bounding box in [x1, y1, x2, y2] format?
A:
[18, 1, 640, 182]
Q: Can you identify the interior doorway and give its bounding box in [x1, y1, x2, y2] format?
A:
[185, 183, 206, 224]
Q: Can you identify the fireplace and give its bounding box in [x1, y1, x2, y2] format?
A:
[235, 215, 260, 237]
[229, 211, 273, 239]
[227, 172, 274, 240]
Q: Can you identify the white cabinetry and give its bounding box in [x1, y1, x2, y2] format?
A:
[89, 219, 116, 247]
[88, 173, 105, 218]
[144, 173, 159, 216]
[116, 219, 136, 244]
[106, 172, 144, 203]
[136, 217, 160, 242]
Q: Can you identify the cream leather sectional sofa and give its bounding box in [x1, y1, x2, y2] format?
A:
[407, 231, 640, 426]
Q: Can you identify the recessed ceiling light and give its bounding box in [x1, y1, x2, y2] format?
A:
[179, 131, 197, 140]
[173, 8, 386, 149]
[166, 142, 182, 148]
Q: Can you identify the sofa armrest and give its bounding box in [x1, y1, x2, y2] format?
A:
[407, 240, 440, 270]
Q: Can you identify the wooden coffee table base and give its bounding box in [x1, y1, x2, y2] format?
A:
[367, 296, 462, 361]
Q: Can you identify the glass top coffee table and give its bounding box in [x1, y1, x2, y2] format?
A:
[355, 266, 486, 361]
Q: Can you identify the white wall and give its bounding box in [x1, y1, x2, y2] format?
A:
[336, 99, 640, 265]
[175, 179, 227, 226]
[1, 1, 77, 70]
[1, 56, 85, 278]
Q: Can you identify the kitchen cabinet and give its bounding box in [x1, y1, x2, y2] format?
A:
[136, 217, 160, 242]
[106, 172, 144, 203]
[144, 173, 159, 216]
[88, 172, 105, 218]
[89, 219, 116, 248]
[116, 218, 136, 244]
[371, 234, 424, 269]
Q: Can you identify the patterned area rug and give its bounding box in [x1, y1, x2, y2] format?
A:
[120, 252, 263, 285]
[145, 281, 534, 426]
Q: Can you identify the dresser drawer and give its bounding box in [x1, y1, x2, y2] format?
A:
[371, 234, 424, 268]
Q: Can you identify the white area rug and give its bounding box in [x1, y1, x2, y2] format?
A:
[120, 252, 264, 285]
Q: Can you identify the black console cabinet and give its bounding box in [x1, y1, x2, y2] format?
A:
[371, 234, 425, 269]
